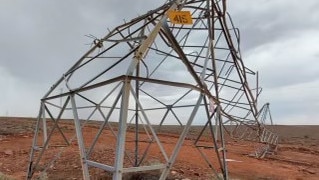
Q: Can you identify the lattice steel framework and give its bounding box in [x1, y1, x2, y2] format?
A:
[27, 0, 277, 179]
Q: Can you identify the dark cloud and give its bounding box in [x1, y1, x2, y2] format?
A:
[228, 0, 319, 51]
[219, 0, 319, 125]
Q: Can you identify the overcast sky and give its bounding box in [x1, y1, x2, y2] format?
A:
[1, 0, 318, 125]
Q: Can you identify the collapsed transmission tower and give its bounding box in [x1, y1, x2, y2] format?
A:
[27, 0, 278, 179]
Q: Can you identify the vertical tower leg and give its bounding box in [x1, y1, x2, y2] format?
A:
[70, 94, 90, 180]
[113, 79, 131, 180]
[41, 102, 48, 146]
[27, 107, 43, 179]
[217, 105, 228, 179]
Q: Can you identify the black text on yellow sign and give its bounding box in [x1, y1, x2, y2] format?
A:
[168, 11, 193, 25]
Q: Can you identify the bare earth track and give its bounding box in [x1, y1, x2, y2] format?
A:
[0, 117, 318, 179]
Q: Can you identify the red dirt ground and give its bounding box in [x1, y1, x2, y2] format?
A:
[0, 117, 318, 179]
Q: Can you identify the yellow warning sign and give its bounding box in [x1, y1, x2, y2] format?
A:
[168, 11, 193, 25]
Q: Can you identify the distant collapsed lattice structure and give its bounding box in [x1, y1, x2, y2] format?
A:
[27, 0, 278, 179]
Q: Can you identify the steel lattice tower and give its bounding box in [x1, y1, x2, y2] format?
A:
[27, 0, 278, 179]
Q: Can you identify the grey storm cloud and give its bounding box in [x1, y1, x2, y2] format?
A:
[228, 0, 319, 51]
[224, 0, 319, 124]
[0, 0, 319, 124]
